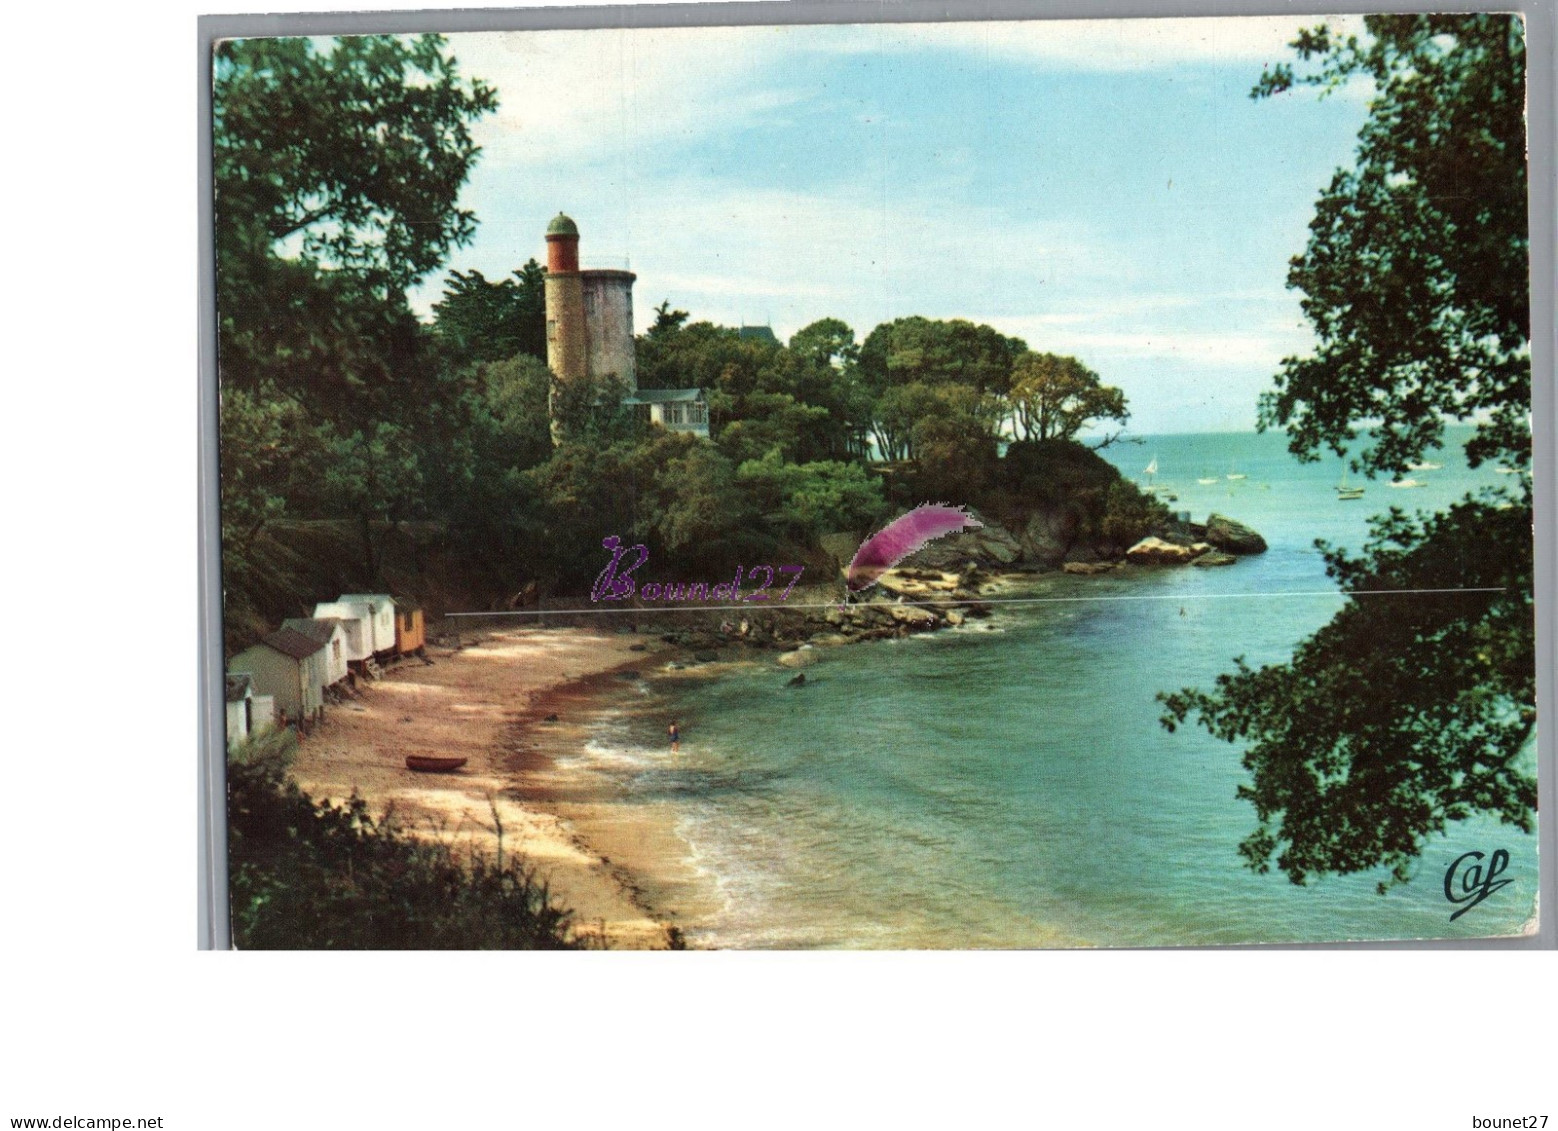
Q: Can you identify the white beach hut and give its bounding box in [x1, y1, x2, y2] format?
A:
[280, 617, 350, 687]
[336, 594, 397, 656]
[311, 601, 373, 664]
[225, 673, 253, 750]
[229, 627, 328, 723]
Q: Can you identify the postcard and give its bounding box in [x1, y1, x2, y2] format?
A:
[210, 10, 1542, 948]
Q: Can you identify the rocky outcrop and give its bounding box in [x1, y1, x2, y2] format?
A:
[1204, 513, 1267, 554]
[1125, 537, 1203, 565]
[1062, 561, 1117, 575]
[898, 516, 1022, 570]
[1192, 551, 1238, 567]
[1019, 508, 1079, 567]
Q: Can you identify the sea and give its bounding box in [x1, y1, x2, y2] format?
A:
[561, 426, 1539, 948]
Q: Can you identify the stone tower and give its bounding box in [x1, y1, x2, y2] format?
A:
[544, 213, 636, 443]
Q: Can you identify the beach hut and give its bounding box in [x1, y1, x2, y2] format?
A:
[311, 601, 373, 665]
[225, 673, 253, 750]
[393, 600, 426, 656]
[251, 693, 275, 734]
[280, 617, 350, 687]
[229, 627, 328, 724]
[337, 594, 397, 657]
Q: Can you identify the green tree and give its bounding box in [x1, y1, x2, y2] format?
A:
[734, 451, 888, 544]
[1161, 14, 1535, 889]
[1007, 352, 1130, 447]
[215, 34, 497, 407]
[432, 261, 548, 368]
[856, 316, 1026, 397]
[214, 34, 498, 598]
[789, 317, 860, 369]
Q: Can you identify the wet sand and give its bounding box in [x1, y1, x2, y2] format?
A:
[289, 626, 703, 949]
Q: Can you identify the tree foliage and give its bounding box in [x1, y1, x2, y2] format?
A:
[1162, 14, 1535, 888]
[1252, 15, 1529, 475]
[432, 261, 548, 368]
[1007, 352, 1130, 447]
[215, 34, 498, 609]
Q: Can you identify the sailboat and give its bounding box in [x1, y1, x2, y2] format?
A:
[1196, 468, 1219, 485]
[1407, 459, 1442, 471]
[1225, 459, 1247, 481]
[1336, 468, 1364, 500]
[1141, 456, 1177, 502]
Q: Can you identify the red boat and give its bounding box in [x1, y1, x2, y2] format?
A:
[405, 754, 467, 773]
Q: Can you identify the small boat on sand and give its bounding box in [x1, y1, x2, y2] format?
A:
[405, 754, 468, 773]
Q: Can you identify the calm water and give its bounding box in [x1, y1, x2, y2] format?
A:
[564, 428, 1538, 947]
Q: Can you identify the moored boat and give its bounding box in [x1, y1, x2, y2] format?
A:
[405, 754, 468, 773]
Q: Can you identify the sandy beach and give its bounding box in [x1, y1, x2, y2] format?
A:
[289, 624, 708, 949]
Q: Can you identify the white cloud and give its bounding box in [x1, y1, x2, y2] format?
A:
[444, 14, 1372, 168]
[795, 15, 1369, 72]
[448, 27, 811, 167]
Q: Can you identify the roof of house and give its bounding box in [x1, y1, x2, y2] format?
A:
[624, 388, 704, 404]
[225, 673, 252, 703]
[258, 627, 327, 661]
[314, 600, 371, 620]
[738, 325, 780, 345]
[280, 617, 344, 645]
[337, 593, 395, 609]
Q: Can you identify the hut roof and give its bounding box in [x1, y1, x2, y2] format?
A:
[280, 617, 344, 645]
[260, 627, 326, 661]
[225, 673, 252, 703]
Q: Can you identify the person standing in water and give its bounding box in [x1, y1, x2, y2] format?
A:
[668, 719, 681, 754]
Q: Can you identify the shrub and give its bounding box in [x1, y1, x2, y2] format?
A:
[227, 755, 586, 949]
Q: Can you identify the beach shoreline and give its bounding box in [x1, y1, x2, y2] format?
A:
[288, 625, 702, 949]
[281, 568, 1152, 950]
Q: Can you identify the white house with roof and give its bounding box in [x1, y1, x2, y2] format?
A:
[229, 627, 328, 724]
[311, 601, 374, 664]
[336, 594, 396, 656]
[225, 673, 277, 749]
[225, 673, 253, 750]
[280, 617, 350, 686]
[623, 388, 710, 436]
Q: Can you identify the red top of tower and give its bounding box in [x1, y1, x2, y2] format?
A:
[545, 212, 579, 273]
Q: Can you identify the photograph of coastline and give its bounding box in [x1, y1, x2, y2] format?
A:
[213, 12, 1540, 949]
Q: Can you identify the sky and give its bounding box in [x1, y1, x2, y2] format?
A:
[405, 16, 1375, 435]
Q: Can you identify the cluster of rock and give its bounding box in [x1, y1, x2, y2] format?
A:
[1123, 513, 1266, 568]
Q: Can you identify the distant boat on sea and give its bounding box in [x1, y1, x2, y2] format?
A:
[1495, 466, 1520, 475]
[1196, 469, 1219, 485]
[1336, 468, 1365, 500]
[1407, 460, 1443, 471]
[1225, 460, 1247, 481]
[1389, 477, 1426, 489]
